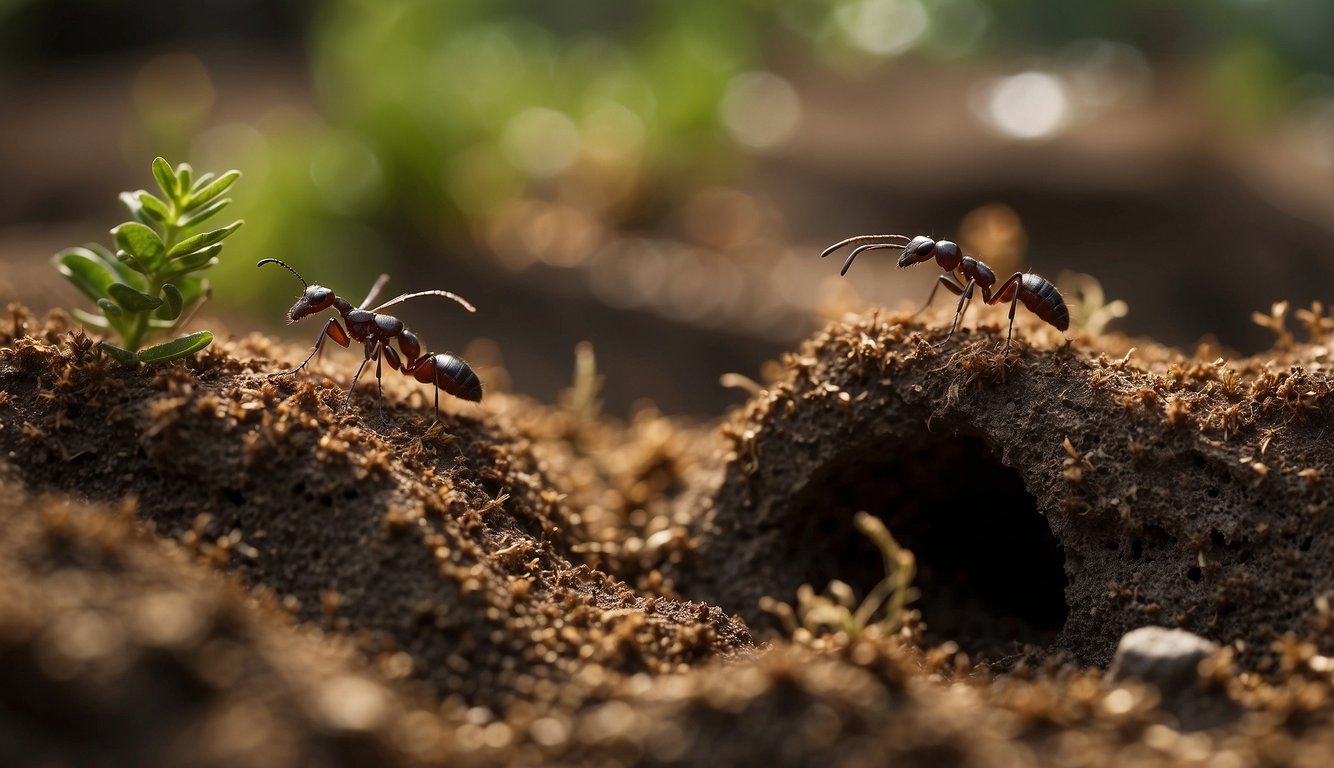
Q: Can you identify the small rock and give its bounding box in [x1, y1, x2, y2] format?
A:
[1109, 626, 1218, 690]
[1107, 625, 1238, 730]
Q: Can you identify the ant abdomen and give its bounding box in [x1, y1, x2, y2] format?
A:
[1016, 274, 1070, 331]
[414, 353, 483, 403]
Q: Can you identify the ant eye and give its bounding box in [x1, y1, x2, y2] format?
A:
[305, 287, 334, 309]
[908, 236, 935, 255]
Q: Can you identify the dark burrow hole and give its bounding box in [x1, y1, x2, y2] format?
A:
[785, 433, 1069, 660]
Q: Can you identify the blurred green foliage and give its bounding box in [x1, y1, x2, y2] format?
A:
[175, 0, 1334, 308]
[208, 0, 777, 309]
[312, 0, 760, 217]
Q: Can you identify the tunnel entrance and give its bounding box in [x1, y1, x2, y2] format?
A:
[785, 432, 1069, 659]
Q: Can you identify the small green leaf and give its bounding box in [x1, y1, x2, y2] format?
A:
[152, 157, 177, 199]
[84, 241, 118, 263]
[83, 243, 132, 281]
[114, 250, 150, 275]
[178, 197, 231, 228]
[161, 258, 219, 283]
[137, 331, 213, 364]
[137, 191, 171, 223]
[173, 276, 207, 305]
[97, 298, 124, 317]
[53, 247, 120, 303]
[166, 243, 223, 270]
[166, 220, 243, 258]
[175, 162, 193, 193]
[112, 222, 166, 267]
[108, 282, 164, 312]
[99, 341, 140, 365]
[72, 308, 111, 329]
[184, 170, 240, 211]
[157, 283, 184, 320]
[119, 191, 152, 226]
[190, 171, 216, 192]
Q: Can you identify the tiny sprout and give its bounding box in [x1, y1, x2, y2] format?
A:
[1251, 301, 1293, 352]
[760, 511, 917, 649]
[1294, 301, 1333, 344]
[52, 157, 243, 364]
[560, 341, 603, 423]
[849, 512, 916, 633]
[1059, 271, 1128, 337]
[719, 372, 764, 397]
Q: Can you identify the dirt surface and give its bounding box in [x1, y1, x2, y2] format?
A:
[0, 307, 749, 716]
[5, 303, 1334, 766]
[0, 482, 430, 766]
[682, 307, 1334, 665]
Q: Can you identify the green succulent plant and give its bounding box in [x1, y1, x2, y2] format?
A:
[53, 157, 242, 364]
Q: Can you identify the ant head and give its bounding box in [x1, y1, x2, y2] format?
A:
[288, 285, 335, 322]
[897, 236, 962, 270]
[257, 259, 335, 323]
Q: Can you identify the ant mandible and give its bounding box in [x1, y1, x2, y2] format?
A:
[257, 259, 482, 422]
[821, 234, 1069, 355]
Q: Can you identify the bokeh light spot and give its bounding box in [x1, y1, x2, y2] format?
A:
[977, 71, 1070, 140]
[836, 0, 929, 57]
[132, 52, 215, 131]
[721, 72, 802, 150]
[501, 108, 581, 179]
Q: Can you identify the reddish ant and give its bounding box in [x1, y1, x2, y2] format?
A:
[821, 234, 1069, 354]
[257, 259, 482, 422]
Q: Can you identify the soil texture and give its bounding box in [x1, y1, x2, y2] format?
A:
[4, 303, 1334, 767]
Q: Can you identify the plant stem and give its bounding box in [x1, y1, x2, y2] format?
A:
[125, 204, 182, 352]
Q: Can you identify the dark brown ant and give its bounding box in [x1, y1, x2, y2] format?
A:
[821, 233, 1069, 354]
[257, 259, 482, 421]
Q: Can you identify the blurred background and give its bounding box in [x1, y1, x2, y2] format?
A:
[3, 0, 1334, 416]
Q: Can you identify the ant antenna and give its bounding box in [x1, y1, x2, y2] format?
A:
[256, 258, 308, 287]
[372, 290, 477, 314]
[841, 242, 906, 275]
[818, 233, 910, 261]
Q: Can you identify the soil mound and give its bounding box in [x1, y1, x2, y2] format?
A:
[681, 309, 1334, 664]
[0, 308, 750, 713]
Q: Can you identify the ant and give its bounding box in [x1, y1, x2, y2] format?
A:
[257, 259, 482, 422]
[821, 234, 1069, 355]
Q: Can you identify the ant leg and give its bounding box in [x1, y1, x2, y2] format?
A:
[374, 344, 386, 421]
[985, 273, 1026, 356]
[400, 354, 441, 425]
[1003, 291, 1023, 355]
[274, 319, 351, 376]
[915, 273, 968, 317]
[346, 341, 377, 408]
[936, 278, 976, 346]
